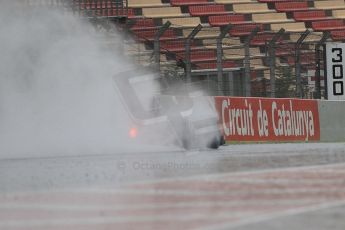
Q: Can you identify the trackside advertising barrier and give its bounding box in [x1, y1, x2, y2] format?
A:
[215, 97, 320, 142]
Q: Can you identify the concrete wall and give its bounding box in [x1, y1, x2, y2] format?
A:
[318, 100, 345, 142]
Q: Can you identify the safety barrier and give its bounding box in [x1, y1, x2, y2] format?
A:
[214, 96, 345, 143]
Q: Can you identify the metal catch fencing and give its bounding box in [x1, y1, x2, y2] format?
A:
[130, 21, 331, 99]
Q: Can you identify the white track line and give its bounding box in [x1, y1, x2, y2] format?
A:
[201, 200, 345, 230]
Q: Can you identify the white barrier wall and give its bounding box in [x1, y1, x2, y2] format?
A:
[318, 100, 345, 142]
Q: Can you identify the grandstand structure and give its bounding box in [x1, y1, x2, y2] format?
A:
[23, 0, 345, 98]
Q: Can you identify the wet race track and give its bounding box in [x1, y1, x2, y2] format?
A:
[1, 143, 345, 230]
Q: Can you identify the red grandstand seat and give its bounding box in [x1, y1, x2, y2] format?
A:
[130, 18, 156, 31]
[250, 33, 284, 46]
[171, 0, 210, 6]
[160, 40, 199, 52]
[230, 24, 264, 36]
[276, 43, 296, 56]
[312, 19, 345, 31]
[79, 1, 113, 9]
[331, 30, 345, 40]
[178, 50, 217, 62]
[194, 60, 239, 70]
[189, 5, 227, 16]
[275, 2, 309, 12]
[208, 14, 246, 27]
[133, 29, 177, 41]
[126, 8, 135, 18]
[108, 7, 136, 17]
[287, 53, 315, 65]
[293, 10, 327, 21]
[77, 0, 131, 13]
[80, 8, 135, 18]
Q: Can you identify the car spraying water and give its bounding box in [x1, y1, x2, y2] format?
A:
[113, 68, 225, 149]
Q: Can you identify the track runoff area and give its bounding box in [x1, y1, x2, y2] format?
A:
[1, 41, 345, 230]
[1, 142, 345, 230]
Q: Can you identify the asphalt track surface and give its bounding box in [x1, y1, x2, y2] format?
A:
[1, 142, 345, 230]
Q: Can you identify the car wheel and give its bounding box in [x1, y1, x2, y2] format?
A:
[207, 136, 220, 149]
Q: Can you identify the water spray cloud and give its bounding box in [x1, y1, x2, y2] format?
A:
[0, 3, 158, 157]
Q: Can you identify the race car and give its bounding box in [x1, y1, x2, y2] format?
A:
[113, 68, 225, 149]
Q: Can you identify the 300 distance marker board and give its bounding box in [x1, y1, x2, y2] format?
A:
[325, 43, 345, 100]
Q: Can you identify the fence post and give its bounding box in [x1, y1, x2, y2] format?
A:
[315, 31, 330, 99]
[243, 26, 260, 97]
[217, 24, 232, 96]
[185, 24, 202, 83]
[125, 0, 129, 18]
[295, 30, 311, 98]
[268, 28, 285, 98]
[154, 21, 171, 71]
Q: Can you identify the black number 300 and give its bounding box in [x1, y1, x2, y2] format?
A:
[331, 48, 344, 96]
